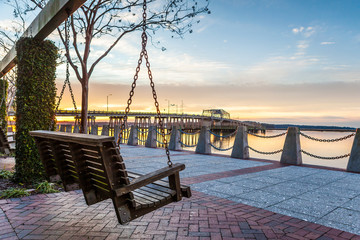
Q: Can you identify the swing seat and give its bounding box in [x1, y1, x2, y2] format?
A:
[0, 127, 15, 154]
[30, 130, 191, 224]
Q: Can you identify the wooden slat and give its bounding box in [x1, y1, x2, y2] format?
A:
[115, 163, 185, 196]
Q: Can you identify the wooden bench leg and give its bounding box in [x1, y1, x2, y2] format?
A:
[169, 172, 181, 201]
[112, 198, 132, 224]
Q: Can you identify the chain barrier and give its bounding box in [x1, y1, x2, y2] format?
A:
[247, 146, 283, 155]
[209, 143, 233, 151]
[208, 129, 237, 138]
[247, 131, 286, 138]
[155, 129, 171, 135]
[55, 17, 77, 114]
[136, 127, 150, 134]
[156, 139, 165, 145]
[137, 138, 147, 143]
[179, 140, 197, 148]
[117, 0, 173, 167]
[300, 150, 350, 160]
[178, 128, 201, 135]
[299, 131, 355, 142]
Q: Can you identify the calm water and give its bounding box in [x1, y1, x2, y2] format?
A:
[206, 130, 355, 170]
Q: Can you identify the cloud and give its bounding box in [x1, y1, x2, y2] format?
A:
[321, 41, 335, 45]
[291, 26, 316, 38]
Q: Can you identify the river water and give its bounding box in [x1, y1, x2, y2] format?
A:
[204, 130, 356, 170]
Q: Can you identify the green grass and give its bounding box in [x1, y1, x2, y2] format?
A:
[35, 181, 59, 194]
[0, 169, 14, 179]
[0, 188, 30, 199]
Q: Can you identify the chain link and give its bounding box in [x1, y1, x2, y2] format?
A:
[117, 0, 172, 167]
[209, 143, 234, 151]
[299, 131, 355, 142]
[247, 131, 286, 138]
[55, 17, 78, 114]
[208, 129, 237, 138]
[247, 146, 283, 155]
[301, 150, 350, 160]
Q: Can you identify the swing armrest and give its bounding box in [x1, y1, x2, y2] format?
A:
[115, 163, 185, 197]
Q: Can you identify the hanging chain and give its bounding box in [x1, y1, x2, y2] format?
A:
[299, 131, 355, 143]
[55, 16, 77, 113]
[117, 0, 172, 167]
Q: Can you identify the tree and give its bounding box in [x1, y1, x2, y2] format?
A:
[25, 0, 210, 133]
[0, 0, 28, 115]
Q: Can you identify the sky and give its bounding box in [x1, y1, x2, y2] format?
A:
[1, 0, 360, 127]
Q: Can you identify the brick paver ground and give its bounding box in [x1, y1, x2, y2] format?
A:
[1, 190, 359, 240]
[1, 145, 360, 239]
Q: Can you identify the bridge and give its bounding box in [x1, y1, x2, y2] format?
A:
[9, 109, 264, 131]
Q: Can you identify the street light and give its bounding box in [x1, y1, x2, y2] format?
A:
[165, 99, 170, 114]
[107, 94, 112, 112]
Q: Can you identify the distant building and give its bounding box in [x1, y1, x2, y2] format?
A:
[202, 109, 230, 119]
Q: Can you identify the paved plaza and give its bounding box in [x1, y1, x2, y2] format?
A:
[0, 145, 360, 239]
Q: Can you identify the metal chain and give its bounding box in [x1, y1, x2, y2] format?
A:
[209, 143, 234, 151]
[118, 0, 173, 167]
[55, 17, 77, 113]
[208, 129, 237, 138]
[247, 131, 286, 138]
[301, 150, 350, 160]
[179, 140, 197, 148]
[299, 131, 355, 143]
[247, 146, 283, 155]
[178, 128, 201, 135]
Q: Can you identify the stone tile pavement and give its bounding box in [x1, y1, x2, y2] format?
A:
[0, 145, 359, 239]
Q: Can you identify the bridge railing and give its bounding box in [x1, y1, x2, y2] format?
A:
[56, 123, 360, 172]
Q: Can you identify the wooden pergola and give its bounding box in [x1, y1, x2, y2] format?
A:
[0, 0, 86, 78]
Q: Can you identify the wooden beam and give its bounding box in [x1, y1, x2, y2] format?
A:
[0, 0, 87, 78]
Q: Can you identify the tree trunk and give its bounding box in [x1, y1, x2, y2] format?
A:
[80, 78, 89, 133]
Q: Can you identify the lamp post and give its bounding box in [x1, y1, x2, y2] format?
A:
[107, 94, 112, 112]
[165, 99, 170, 114]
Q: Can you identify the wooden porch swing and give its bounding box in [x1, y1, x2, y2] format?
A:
[30, 0, 191, 225]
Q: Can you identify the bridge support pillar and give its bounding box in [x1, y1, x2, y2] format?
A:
[90, 125, 98, 135]
[280, 127, 302, 165]
[127, 125, 138, 146]
[231, 126, 249, 159]
[195, 126, 211, 154]
[169, 126, 181, 151]
[145, 126, 157, 148]
[114, 125, 121, 143]
[347, 128, 360, 172]
[101, 125, 109, 136]
[73, 125, 79, 133]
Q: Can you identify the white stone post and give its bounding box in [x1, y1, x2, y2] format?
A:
[280, 127, 302, 165]
[145, 126, 157, 148]
[347, 128, 360, 172]
[169, 126, 182, 151]
[127, 125, 138, 146]
[231, 126, 249, 159]
[195, 126, 211, 154]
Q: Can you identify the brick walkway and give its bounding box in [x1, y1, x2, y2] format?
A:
[1, 146, 360, 239]
[0, 190, 359, 239]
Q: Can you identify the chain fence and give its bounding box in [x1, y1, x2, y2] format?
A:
[136, 127, 150, 134]
[179, 140, 197, 148]
[300, 150, 350, 160]
[299, 131, 355, 142]
[179, 128, 201, 135]
[208, 129, 237, 138]
[247, 131, 286, 138]
[209, 142, 233, 151]
[247, 146, 283, 155]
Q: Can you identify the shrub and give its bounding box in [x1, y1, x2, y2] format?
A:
[35, 181, 59, 194]
[0, 169, 14, 179]
[0, 188, 30, 199]
[14, 37, 58, 183]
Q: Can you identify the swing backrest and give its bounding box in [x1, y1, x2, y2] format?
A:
[30, 130, 132, 206]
